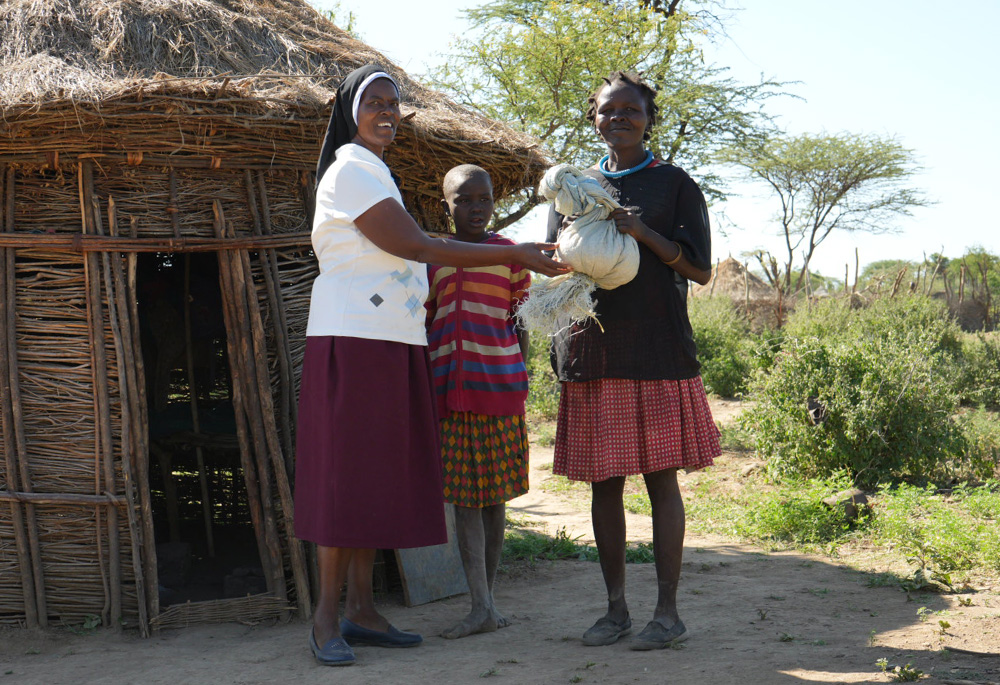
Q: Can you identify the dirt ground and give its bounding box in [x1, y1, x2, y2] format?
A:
[2, 399, 998, 684]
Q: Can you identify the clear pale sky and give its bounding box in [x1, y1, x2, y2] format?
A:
[314, 0, 1000, 279]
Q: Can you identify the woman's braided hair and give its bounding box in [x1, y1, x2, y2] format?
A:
[585, 71, 659, 141]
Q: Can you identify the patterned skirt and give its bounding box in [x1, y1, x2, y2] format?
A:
[441, 411, 529, 508]
[553, 376, 720, 483]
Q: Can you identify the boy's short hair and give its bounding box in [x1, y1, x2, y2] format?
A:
[443, 164, 493, 196]
[585, 71, 659, 141]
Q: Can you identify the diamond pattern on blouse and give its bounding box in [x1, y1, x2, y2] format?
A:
[405, 294, 423, 317]
[370, 293, 384, 307]
[390, 265, 414, 286]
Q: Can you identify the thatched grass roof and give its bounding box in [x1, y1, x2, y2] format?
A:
[0, 0, 546, 225]
[692, 257, 774, 300]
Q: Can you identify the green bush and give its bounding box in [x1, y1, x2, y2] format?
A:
[959, 408, 1000, 476]
[741, 332, 971, 488]
[741, 296, 987, 487]
[684, 473, 857, 546]
[525, 336, 560, 421]
[873, 482, 1000, 575]
[734, 477, 855, 544]
[955, 333, 1000, 407]
[684, 471, 1000, 574]
[784, 295, 962, 357]
[688, 296, 778, 397]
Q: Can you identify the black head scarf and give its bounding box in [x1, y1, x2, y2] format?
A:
[315, 65, 400, 186]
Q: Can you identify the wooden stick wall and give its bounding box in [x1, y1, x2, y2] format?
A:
[0, 161, 315, 629]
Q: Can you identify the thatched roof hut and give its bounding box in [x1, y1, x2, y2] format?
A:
[691, 257, 773, 300]
[0, 0, 546, 635]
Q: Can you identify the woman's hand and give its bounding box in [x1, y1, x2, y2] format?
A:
[354, 199, 569, 272]
[512, 242, 573, 277]
[609, 208, 649, 241]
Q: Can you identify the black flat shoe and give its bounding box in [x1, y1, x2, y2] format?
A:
[309, 628, 356, 666]
[582, 615, 632, 646]
[628, 619, 687, 650]
[340, 617, 423, 648]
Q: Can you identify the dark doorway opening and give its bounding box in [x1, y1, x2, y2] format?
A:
[136, 253, 265, 606]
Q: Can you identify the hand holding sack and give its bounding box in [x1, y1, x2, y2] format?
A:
[516, 164, 640, 335]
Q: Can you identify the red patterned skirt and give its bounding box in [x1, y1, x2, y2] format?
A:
[553, 377, 719, 483]
[440, 411, 529, 508]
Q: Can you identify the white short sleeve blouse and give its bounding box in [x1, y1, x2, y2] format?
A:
[305, 143, 429, 345]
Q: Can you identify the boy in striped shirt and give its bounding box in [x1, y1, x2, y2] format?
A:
[426, 165, 530, 639]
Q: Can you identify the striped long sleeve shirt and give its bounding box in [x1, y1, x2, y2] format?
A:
[425, 234, 530, 416]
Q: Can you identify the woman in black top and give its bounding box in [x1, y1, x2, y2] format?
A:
[546, 71, 721, 650]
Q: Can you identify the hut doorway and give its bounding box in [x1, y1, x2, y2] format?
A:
[136, 253, 265, 607]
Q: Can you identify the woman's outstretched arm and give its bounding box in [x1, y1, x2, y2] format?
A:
[354, 198, 571, 277]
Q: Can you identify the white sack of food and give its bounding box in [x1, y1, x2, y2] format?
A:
[516, 164, 640, 335]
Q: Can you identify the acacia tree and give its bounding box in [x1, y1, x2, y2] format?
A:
[722, 133, 929, 294]
[429, 0, 784, 226]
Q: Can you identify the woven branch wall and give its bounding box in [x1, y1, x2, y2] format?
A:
[0, 156, 316, 633]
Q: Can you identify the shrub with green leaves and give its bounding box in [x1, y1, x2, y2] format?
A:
[872, 481, 1000, 575]
[784, 295, 962, 357]
[688, 296, 778, 397]
[525, 336, 560, 421]
[742, 295, 988, 487]
[741, 331, 971, 487]
[960, 408, 1000, 472]
[683, 473, 857, 545]
[955, 333, 1000, 407]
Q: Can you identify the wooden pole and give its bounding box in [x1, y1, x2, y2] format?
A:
[184, 254, 216, 558]
[852, 248, 859, 296]
[0, 165, 40, 629]
[218, 234, 290, 609]
[126, 215, 160, 624]
[106, 198, 152, 635]
[6, 165, 48, 627]
[168, 170, 182, 239]
[250, 170, 297, 466]
[257, 170, 296, 456]
[924, 254, 942, 296]
[80, 161, 123, 628]
[150, 442, 181, 543]
[0, 491, 127, 506]
[212, 201, 284, 602]
[228, 217, 311, 618]
[742, 262, 750, 317]
[0, 231, 312, 252]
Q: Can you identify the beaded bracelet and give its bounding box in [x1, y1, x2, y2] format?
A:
[664, 241, 683, 266]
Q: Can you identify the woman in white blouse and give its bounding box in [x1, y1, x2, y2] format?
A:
[294, 65, 568, 666]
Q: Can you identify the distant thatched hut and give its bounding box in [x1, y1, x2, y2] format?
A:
[0, 0, 546, 634]
[692, 257, 772, 300]
[692, 257, 784, 327]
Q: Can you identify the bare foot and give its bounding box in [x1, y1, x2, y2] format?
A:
[440, 607, 509, 639]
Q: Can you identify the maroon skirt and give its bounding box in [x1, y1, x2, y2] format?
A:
[293, 336, 446, 548]
[553, 376, 720, 483]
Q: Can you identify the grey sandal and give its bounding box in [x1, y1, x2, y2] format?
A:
[628, 619, 688, 650]
[582, 615, 632, 646]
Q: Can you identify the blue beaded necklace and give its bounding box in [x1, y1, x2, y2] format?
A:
[599, 150, 654, 178]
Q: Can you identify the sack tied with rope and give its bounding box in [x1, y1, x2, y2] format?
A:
[515, 164, 640, 336]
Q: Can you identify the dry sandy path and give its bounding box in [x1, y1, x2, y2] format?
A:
[2, 400, 998, 684]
